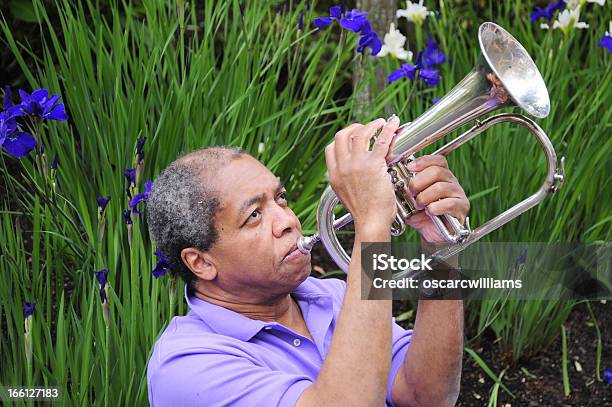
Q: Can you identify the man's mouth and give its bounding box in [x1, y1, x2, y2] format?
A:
[283, 243, 299, 260]
[282, 240, 311, 263]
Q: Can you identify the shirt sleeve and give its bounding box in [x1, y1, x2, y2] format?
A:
[148, 350, 313, 407]
[315, 277, 414, 407]
[386, 320, 413, 407]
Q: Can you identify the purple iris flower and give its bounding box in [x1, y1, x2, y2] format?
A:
[0, 110, 17, 144]
[340, 9, 368, 32]
[313, 5, 381, 55]
[124, 168, 136, 187]
[514, 248, 528, 270]
[96, 196, 111, 212]
[357, 31, 382, 55]
[298, 12, 304, 30]
[23, 302, 36, 318]
[417, 50, 441, 86]
[152, 250, 172, 278]
[388, 50, 441, 87]
[274, 0, 289, 14]
[51, 153, 59, 170]
[313, 5, 341, 29]
[1, 106, 36, 158]
[4, 85, 13, 109]
[136, 136, 147, 161]
[122, 209, 132, 225]
[0, 109, 18, 136]
[388, 63, 417, 83]
[415, 50, 425, 68]
[432, 97, 441, 103]
[530, 0, 565, 23]
[17, 89, 68, 121]
[2, 132, 37, 158]
[129, 180, 152, 216]
[95, 269, 109, 302]
[422, 37, 446, 67]
[419, 68, 441, 87]
[356, 20, 382, 55]
[604, 370, 612, 384]
[598, 35, 612, 53]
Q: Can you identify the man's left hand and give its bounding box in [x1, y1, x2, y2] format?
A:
[404, 155, 470, 244]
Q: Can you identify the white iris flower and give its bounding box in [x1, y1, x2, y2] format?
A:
[396, 0, 434, 26]
[565, 0, 605, 10]
[377, 23, 413, 61]
[553, 8, 589, 33]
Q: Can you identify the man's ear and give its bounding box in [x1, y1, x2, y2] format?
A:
[181, 247, 217, 281]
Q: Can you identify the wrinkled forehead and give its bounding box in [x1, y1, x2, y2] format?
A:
[213, 156, 280, 214]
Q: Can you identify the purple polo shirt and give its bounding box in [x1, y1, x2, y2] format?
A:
[147, 277, 413, 406]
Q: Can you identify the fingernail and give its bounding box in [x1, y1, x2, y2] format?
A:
[386, 114, 399, 123]
[407, 160, 417, 171]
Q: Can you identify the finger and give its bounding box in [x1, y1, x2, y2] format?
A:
[351, 118, 386, 152]
[334, 130, 352, 163]
[407, 154, 449, 172]
[408, 166, 456, 196]
[325, 142, 337, 173]
[414, 181, 463, 209]
[334, 124, 363, 160]
[426, 198, 470, 225]
[335, 123, 364, 138]
[385, 133, 400, 162]
[335, 123, 365, 168]
[339, 123, 365, 151]
[372, 115, 400, 158]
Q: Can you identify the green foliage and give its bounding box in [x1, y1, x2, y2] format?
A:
[0, 0, 363, 403]
[0, 0, 610, 404]
[8, 1, 39, 23]
[419, 1, 611, 362]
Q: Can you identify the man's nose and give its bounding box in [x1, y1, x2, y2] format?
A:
[271, 205, 299, 238]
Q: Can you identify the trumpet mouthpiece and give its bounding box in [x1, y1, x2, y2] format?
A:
[297, 234, 319, 254]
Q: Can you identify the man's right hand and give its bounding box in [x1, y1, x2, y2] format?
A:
[324, 116, 401, 231]
[298, 117, 399, 407]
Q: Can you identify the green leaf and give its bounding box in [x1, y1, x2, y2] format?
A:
[465, 347, 515, 398]
[9, 0, 40, 23]
[561, 324, 570, 397]
[395, 310, 414, 322]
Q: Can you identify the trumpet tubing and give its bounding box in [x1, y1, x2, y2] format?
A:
[297, 22, 565, 273]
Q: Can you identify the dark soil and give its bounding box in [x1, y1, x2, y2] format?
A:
[455, 300, 612, 407]
[309, 237, 612, 406]
[457, 301, 612, 406]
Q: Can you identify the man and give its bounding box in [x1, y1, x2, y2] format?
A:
[146, 116, 469, 406]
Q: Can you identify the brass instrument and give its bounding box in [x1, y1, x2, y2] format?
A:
[297, 22, 565, 270]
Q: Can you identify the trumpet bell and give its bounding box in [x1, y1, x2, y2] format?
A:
[479, 22, 550, 118]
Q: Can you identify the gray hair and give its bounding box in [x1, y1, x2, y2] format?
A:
[146, 146, 249, 295]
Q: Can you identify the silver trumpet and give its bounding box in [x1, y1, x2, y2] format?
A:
[297, 22, 565, 271]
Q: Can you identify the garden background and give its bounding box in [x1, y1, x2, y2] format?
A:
[0, 0, 610, 405]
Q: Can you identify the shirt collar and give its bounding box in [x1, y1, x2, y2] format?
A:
[184, 277, 331, 342]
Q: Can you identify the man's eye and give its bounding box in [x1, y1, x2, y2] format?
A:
[278, 191, 288, 201]
[246, 209, 261, 224]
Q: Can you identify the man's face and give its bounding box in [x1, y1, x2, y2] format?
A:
[204, 155, 312, 296]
